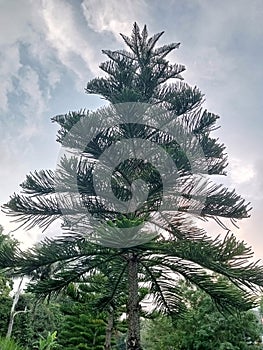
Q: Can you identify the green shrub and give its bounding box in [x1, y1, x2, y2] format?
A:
[0, 337, 24, 350]
[37, 331, 58, 350]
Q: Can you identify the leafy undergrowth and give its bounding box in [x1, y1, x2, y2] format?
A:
[0, 337, 24, 350]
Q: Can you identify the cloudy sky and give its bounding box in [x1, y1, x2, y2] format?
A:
[0, 0, 263, 257]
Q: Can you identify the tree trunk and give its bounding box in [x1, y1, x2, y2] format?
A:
[127, 253, 142, 350]
[104, 307, 114, 350]
[6, 277, 23, 338]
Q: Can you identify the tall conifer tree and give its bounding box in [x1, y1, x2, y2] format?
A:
[2, 24, 263, 350]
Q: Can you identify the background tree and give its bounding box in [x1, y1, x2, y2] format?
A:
[58, 294, 107, 350]
[0, 225, 19, 338]
[142, 282, 263, 350]
[63, 274, 129, 350]
[0, 281, 12, 338]
[2, 23, 263, 350]
[12, 294, 63, 350]
[0, 225, 16, 297]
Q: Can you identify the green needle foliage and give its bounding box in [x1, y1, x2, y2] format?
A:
[58, 300, 106, 350]
[2, 23, 263, 350]
[57, 281, 125, 350]
[12, 294, 63, 350]
[142, 281, 263, 350]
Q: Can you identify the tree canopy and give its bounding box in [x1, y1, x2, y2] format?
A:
[142, 281, 263, 350]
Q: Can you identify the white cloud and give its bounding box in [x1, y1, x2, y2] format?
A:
[0, 1, 43, 112]
[0, 210, 45, 250]
[0, 0, 102, 120]
[19, 66, 46, 117]
[0, 1, 33, 45]
[0, 0, 154, 115]
[0, 45, 21, 111]
[41, 0, 100, 78]
[229, 158, 255, 185]
[81, 0, 149, 39]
